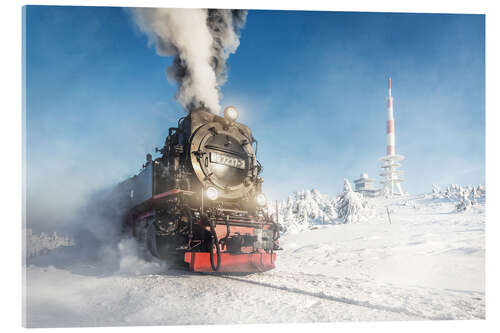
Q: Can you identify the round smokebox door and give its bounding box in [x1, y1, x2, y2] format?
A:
[203, 134, 249, 188]
[190, 122, 256, 199]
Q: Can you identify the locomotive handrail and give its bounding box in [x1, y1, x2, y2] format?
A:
[204, 145, 250, 159]
[207, 217, 221, 272]
[216, 207, 249, 214]
[213, 219, 273, 229]
[152, 189, 195, 200]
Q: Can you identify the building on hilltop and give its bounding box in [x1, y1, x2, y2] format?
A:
[353, 173, 380, 197]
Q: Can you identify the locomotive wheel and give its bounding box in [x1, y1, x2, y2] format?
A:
[146, 223, 188, 269]
[145, 223, 160, 258]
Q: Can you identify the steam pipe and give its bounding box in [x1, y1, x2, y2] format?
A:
[209, 219, 221, 272]
[201, 188, 204, 214]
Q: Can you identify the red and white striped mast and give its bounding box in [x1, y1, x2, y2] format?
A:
[380, 77, 405, 196]
[387, 78, 395, 155]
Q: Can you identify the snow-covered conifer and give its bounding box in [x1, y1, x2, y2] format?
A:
[335, 179, 368, 224]
[275, 189, 338, 233]
[24, 229, 74, 258]
[432, 184, 442, 199]
[456, 197, 472, 212]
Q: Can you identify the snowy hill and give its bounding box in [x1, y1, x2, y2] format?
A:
[24, 184, 485, 327]
[277, 191, 485, 291]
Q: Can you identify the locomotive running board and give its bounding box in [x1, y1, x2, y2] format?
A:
[131, 189, 195, 214]
[184, 252, 276, 273]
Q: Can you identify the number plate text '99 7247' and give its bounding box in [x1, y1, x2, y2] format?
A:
[210, 152, 246, 169]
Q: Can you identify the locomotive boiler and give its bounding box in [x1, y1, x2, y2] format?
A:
[114, 106, 280, 272]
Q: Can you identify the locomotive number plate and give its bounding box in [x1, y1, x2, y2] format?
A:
[210, 152, 246, 169]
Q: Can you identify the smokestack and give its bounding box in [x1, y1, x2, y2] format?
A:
[379, 77, 405, 196]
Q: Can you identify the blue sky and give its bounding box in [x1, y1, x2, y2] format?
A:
[25, 6, 484, 220]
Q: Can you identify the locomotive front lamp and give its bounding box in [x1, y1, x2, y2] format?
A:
[223, 106, 239, 122]
[206, 187, 219, 200]
[256, 193, 267, 206]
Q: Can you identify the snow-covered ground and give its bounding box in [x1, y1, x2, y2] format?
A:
[24, 190, 485, 327]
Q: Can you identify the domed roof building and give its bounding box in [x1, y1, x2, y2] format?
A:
[353, 173, 380, 197]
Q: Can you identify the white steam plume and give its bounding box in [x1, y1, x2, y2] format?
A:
[131, 8, 247, 113]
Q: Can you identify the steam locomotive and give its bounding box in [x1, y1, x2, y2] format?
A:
[114, 106, 280, 272]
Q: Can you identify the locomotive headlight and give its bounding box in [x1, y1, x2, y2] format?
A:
[256, 193, 267, 206]
[206, 187, 219, 201]
[223, 106, 239, 122]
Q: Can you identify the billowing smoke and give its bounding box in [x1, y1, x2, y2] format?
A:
[131, 8, 247, 113]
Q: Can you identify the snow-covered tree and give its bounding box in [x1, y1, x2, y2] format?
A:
[432, 184, 442, 199]
[476, 184, 486, 198]
[335, 179, 369, 224]
[454, 184, 485, 212]
[434, 183, 485, 212]
[274, 189, 338, 233]
[456, 197, 473, 212]
[23, 229, 74, 258]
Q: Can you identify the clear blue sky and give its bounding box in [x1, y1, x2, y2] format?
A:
[25, 6, 485, 210]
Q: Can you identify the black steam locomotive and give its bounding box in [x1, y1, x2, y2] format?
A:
[114, 106, 280, 272]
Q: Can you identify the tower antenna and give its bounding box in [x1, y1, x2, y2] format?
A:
[379, 77, 405, 196]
